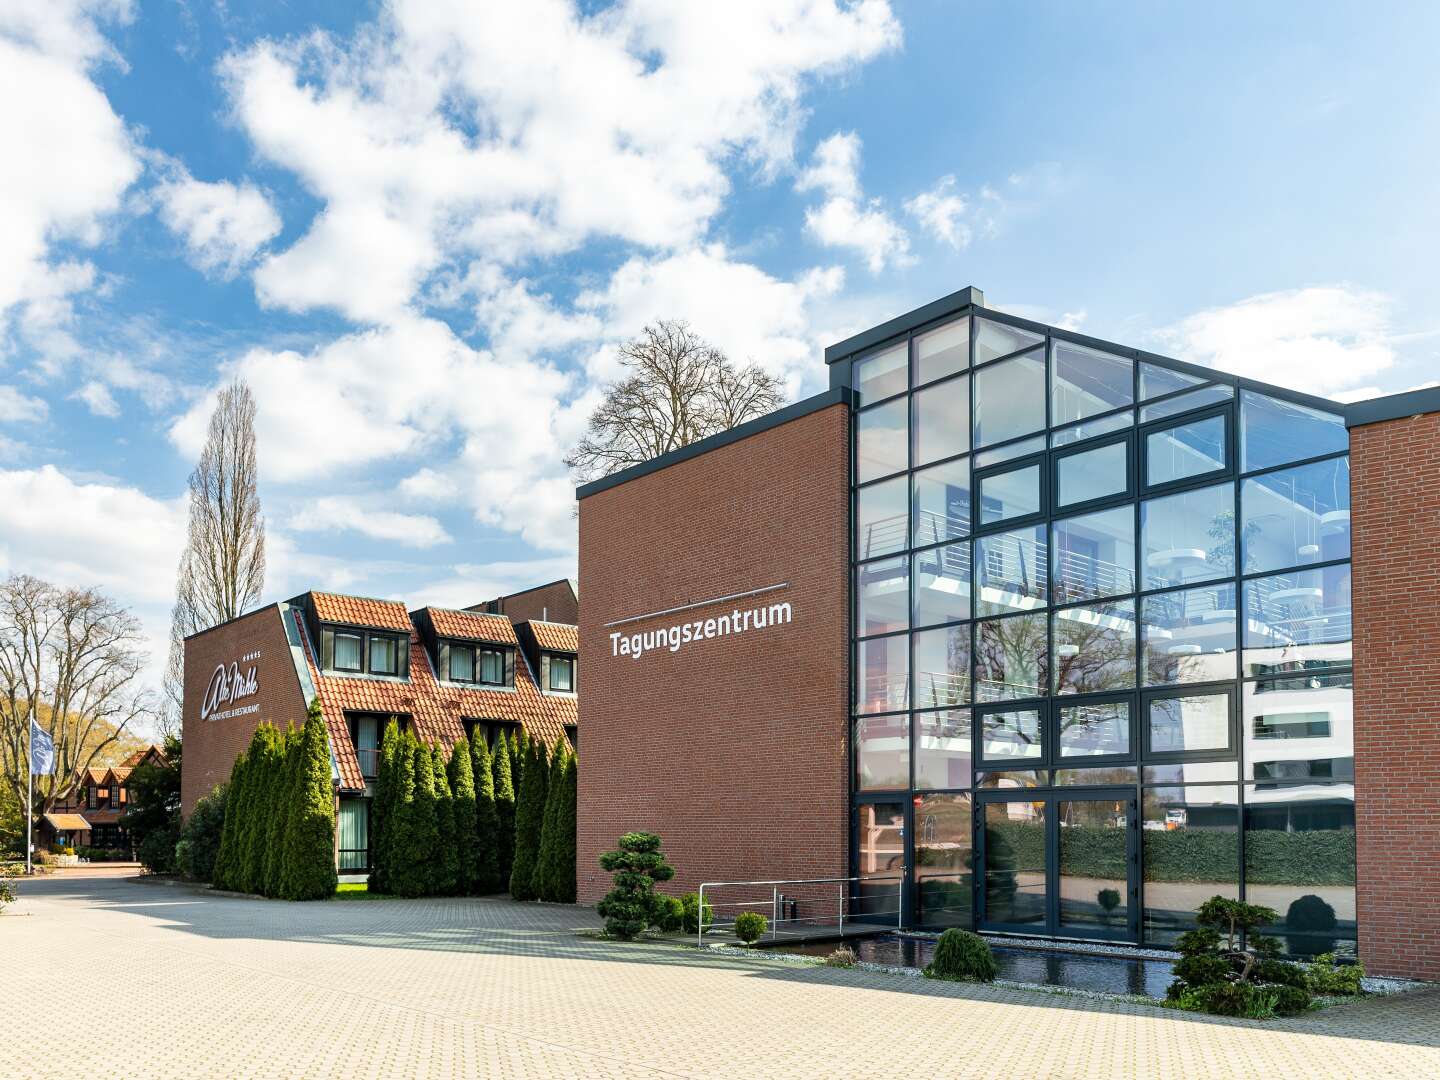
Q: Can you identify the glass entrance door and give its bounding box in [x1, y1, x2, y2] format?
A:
[978, 789, 1138, 941]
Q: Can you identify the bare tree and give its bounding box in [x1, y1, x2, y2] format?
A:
[565, 320, 786, 482]
[0, 575, 152, 818]
[163, 381, 266, 729]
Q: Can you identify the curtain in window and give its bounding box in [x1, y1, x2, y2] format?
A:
[370, 635, 396, 674]
[335, 634, 362, 670]
[449, 645, 474, 682]
[551, 657, 573, 691]
[337, 800, 369, 870]
[480, 649, 503, 684]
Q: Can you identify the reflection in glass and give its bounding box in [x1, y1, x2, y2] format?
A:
[914, 318, 970, 384]
[974, 317, 1044, 365]
[976, 770, 1045, 788]
[1241, 390, 1348, 473]
[975, 613, 1048, 702]
[981, 707, 1043, 760]
[1054, 601, 1137, 695]
[1054, 765, 1139, 785]
[1052, 506, 1135, 604]
[854, 713, 909, 791]
[1051, 409, 1133, 448]
[1141, 482, 1234, 589]
[856, 556, 908, 638]
[1139, 361, 1205, 401]
[1241, 458, 1350, 573]
[1242, 567, 1352, 676]
[1142, 784, 1239, 944]
[854, 342, 907, 404]
[983, 799, 1046, 926]
[914, 624, 972, 708]
[1058, 699, 1131, 758]
[974, 349, 1046, 447]
[913, 375, 970, 466]
[1244, 783, 1356, 956]
[916, 793, 973, 928]
[1051, 340, 1134, 426]
[1058, 796, 1131, 934]
[976, 525, 1048, 616]
[1141, 584, 1237, 685]
[1139, 384, 1233, 423]
[855, 802, 906, 917]
[975, 434, 1047, 468]
[1143, 761, 1238, 784]
[856, 397, 908, 482]
[1146, 414, 1227, 486]
[857, 476, 907, 559]
[978, 463, 1041, 525]
[1243, 675, 1353, 783]
[915, 710, 973, 790]
[1056, 439, 1128, 508]
[1147, 692, 1231, 755]
[912, 456, 971, 546]
[856, 635, 908, 714]
[913, 542, 970, 627]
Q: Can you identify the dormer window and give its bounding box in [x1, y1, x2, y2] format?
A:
[549, 655, 574, 692]
[440, 641, 509, 687]
[321, 626, 410, 677]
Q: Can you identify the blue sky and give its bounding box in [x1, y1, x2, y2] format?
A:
[1, 0, 1436, 710]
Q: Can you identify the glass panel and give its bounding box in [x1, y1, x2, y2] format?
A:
[855, 802, 906, 917]
[975, 525, 1047, 616]
[449, 644, 474, 682]
[1243, 675, 1353, 783]
[321, 627, 335, 669]
[1051, 409, 1133, 448]
[974, 434, 1046, 468]
[1141, 584, 1237, 686]
[1241, 390, 1347, 473]
[914, 317, 970, 384]
[978, 463, 1040, 526]
[856, 635, 909, 714]
[856, 476, 907, 560]
[912, 457, 971, 546]
[913, 542, 970, 627]
[1058, 796, 1131, 933]
[854, 714, 909, 791]
[479, 649, 504, 684]
[975, 613, 1048, 702]
[550, 656, 574, 691]
[1241, 458, 1350, 574]
[856, 556, 909, 638]
[1146, 414, 1227, 486]
[1141, 482, 1234, 589]
[1139, 361, 1205, 401]
[1242, 567, 1352, 676]
[1244, 784, 1356, 957]
[856, 397, 908, 482]
[1054, 601, 1137, 695]
[1052, 506, 1135, 604]
[1139, 384, 1233, 422]
[983, 799, 1046, 926]
[854, 342, 907, 404]
[1054, 765, 1138, 785]
[334, 633, 362, 671]
[912, 376, 969, 467]
[1051, 340, 1133, 426]
[973, 348, 1046, 447]
[337, 799, 370, 871]
[1147, 692, 1231, 755]
[1142, 785, 1239, 945]
[916, 793, 973, 928]
[915, 709, 973, 790]
[1056, 439, 1128, 508]
[977, 770, 1045, 788]
[914, 624, 971, 708]
[1143, 761, 1238, 784]
[974, 317, 1043, 365]
[369, 635, 397, 674]
[980, 707, 1043, 761]
[1059, 700, 1131, 758]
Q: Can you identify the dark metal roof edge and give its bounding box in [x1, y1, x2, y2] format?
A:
[575, 387, 855, 500]
[181, 602, 281, 643]
[1345, 386, 1440, 428]
[824, 286, 983, 363]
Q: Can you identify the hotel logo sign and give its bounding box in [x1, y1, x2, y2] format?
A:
[200, 650, 261, 721]
[607, 584, 792, 661]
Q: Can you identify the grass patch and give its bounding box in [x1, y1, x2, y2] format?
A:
[332, 883, 391, 900]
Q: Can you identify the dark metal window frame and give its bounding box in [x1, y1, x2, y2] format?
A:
[973, 451, 1049, 532]
[442, 639, 510, 687]
[549, 653, 576, 692]
[1051, 430, 1135, 516]
[1141, 683, 1239, 763]
[323, 624, 408, 678]
[1139, 402, 1235, 495]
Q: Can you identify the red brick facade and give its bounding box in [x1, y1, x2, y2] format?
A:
[1351, 409, 1440, 979]
[576, 403, 851, 902]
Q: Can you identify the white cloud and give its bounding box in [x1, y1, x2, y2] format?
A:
[71, 379, 118, 417]
[797, 132, 910, 273]
[904, 175, 969, 248]
[1160, 286, 1396, 397]
[289, 495, 451, 548]
[0, 385, 48, 422]
[154, 170, 282, 277]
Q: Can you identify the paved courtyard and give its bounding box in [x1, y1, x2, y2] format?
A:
[3, 869, 1438, 1079]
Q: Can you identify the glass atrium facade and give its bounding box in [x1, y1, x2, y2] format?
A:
[849, 310, 1355, 954]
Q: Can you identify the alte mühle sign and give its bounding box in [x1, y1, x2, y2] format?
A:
[200, 649, 261, 721]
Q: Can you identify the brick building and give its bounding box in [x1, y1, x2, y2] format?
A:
[41, 745, 166, 853]
[577, 285, 1440, 979]
[182, 585, 578, 873]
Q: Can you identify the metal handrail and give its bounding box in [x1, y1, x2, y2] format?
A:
[696, 874, 904, 948]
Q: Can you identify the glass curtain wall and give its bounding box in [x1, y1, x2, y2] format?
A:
[850, 311, 1354, 953]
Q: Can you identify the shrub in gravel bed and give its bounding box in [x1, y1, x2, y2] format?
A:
[733, 911, 767, 944]
[923, 929, 998, 983]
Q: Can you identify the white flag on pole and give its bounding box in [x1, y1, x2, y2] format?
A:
[29, 718, 54, 776]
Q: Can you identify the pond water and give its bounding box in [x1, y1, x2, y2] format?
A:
[766, 934, 1175, 998]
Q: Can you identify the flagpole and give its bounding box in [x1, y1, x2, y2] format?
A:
[26, 717, 33, 876]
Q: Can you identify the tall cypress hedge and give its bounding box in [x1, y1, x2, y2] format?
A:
[430, 745, 459, 896]
[448, 739, 481, 894]
[240, 725, 282, 894]
[403, 737, 442, 897]
[470, 736, 502, 894]
[509, 738, 550, 901]
[262, 725, 299, 896]
[491, 733, 516, 886]
[536, 741, 576, 902]
[369, 718, 402, 894]
[212, 746, 250, 891]
[384, 732, 420, 895]
[280, 700, 339, 900]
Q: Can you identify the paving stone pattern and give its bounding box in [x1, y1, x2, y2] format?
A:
[4, 868, 1439, 1079]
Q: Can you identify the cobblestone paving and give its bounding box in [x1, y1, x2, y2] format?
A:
[3, 870, 1438, 1079]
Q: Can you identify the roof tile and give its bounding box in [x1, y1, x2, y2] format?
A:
[427, 608, 518, 645]
[529, 620, 578, 653]
[311, 592, 413, 632]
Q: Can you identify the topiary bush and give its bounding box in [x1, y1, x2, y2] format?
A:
[1166, 895, 1313, 1017]
[596, 832, 674, 940]
[923, 928, 998, 983]
[651, 893, 684, 932]
[1307, 953, 1365, 996]
[733, 911, 767, 944]
[680, 891, 714, 935]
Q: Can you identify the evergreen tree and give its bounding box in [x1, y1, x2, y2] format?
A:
[491, 733, 516, 885]
[469, 736, 502, 893]
[402, 738, 443, 897]
[281, 699, 339, 900]
[368, 717, 402, 894]
[385, 732, 420, 896]
[510, 738, 550, 901]
[430, 745, 459, 896]
[448, 739, 481, 894]
[212, 748, 249, 891]
[263, 725, 300, 897]
[535, 741, 574, 901]
[240, 725, 282, 894]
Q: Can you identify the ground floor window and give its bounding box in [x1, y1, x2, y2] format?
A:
[338, 798, 370, 872]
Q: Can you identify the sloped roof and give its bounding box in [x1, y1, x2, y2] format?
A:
[44, 813, 90, 831]
[118, 746, 164, 769]
[528, 620, 578, 653]
[427, 608, 518, 645]
[310, 592, 413, 632]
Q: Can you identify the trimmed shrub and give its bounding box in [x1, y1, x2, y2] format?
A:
[825, 946, 857, 968]
[680, 892, 714, 935]
[448, 739, 481, 894]
[651, 893, 684, 932]
[469, 736, 502, 893]
[923, 929, 998, 983]
[368, 718, 402, 894]
[430, 745, 460, 896]
[240, 725, 283, 894]
[385, 735, 425, 897]
[176, 784, 227, 883]
[491, 733, 516, 885]
[262, 725, 300, 896]
[409, 739, 444, 897]
[137, 823, 179, 874]
[596, 832, 675, 940]
[279, 702, 339, 901]
[509, 738, 550, 901]
[1307, 953, 1365, 996]
[211, 748, 249, 890]
[1166, 895, 1313, 1016]
[733, 911, 767, 944]
[536, 742, 577, 902]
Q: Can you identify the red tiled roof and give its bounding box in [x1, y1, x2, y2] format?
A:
[118, 745, 164, 769]
[84, 767, 108, 785]
[427, 608, 518, 645]
[311, 592, 413, 632]
[528, 620, 578, 653]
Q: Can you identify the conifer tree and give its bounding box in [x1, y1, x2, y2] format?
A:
[535, 741, 574, 901]
[557, 750, 577, 902]
[447, 739, 481, 894]
[263, 725, 300, 897]
[281, 699, 338, 900]
[510, 738, 550, 901]
[369, 718, 402, 894]
[430, 744, 459, 896]
[469, 736, 502, 893]
[212, 747, 249, 891]
[491, 732, 516, 885]
[385, 732, 420, 896]
[241, 725, 282, 894]
[404, 739, 443, 896]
